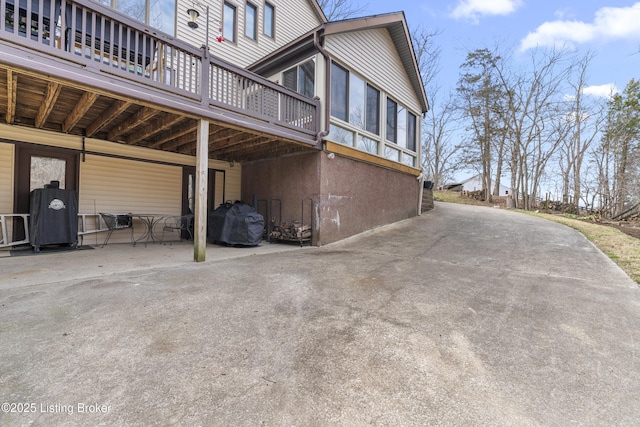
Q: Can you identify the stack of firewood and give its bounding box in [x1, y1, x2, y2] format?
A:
[269, 221, 311, 241]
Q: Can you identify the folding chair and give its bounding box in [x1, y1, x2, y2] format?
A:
[100, 213, 134, 247]
[161, 214, 194, 244]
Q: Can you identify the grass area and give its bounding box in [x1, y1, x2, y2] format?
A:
[434, 191, 640, 284]
[433, 190, 492, 206]
[524, 211, 640, 284]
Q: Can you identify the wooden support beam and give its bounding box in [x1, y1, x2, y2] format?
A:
[62, 92, 98, 133]
[147, 121, 196, 148]
[107, 106, 159, 141]
[85, 99, 131, 137]
[126, 114, 186, 145]
[193, 119, 209, 262]
[35, 82, 61, 128]
[6, 70, 17, 124]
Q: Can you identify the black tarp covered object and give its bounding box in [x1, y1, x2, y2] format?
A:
[208, 202, 264, 246]
[29, 186, 78, 251]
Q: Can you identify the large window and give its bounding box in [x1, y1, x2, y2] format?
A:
[329, 61, 418, 166]
[330, 62, 379, 135]
[223, 2, 237, 43]
[283, 60, 315, 98]
[330, 62, 348, 122]
[95, 0, 176, 35]
[386, 98, 397, 143]
[264, 2, 275, 38]
[387, 97, 417, 151]
[245, 2, 257, 40]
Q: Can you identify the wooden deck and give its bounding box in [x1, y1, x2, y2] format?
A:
[0, 0, 321, 162]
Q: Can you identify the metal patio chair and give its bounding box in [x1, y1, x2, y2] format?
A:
[100, 213, 134, 247]
[161, 214, 194, 244]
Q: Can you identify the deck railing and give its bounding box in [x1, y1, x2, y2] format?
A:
[0, 0, 319, 137]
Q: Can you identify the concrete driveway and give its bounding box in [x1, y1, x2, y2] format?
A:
[1, 202, 639, 426]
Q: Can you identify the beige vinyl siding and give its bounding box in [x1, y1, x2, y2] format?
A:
[0, 125, 242, 243]
[0, 142, 14, 213]
[0, 143, 15, 247]
[324, 28, 422, 114]
[176, 0, 322, 68]
[79, 155, 181, 244]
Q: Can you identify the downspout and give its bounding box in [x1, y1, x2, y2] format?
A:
[314, 28, 331, 145]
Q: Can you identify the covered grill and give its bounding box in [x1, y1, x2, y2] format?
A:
[29, 182, 78, 252]
[207, 202, 264, 246]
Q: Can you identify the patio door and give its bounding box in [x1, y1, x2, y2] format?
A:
[182, 167, 225, 237]
[14, 145, 79, 241]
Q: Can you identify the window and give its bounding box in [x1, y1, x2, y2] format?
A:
[386, 98, 417, 152]
[223, 2, 237, 43]
[366, 85, 380, 135]
[407, 112, 417, 151]
[30, 157, 66, 191]
[331, 62, 380, 135]
[386, 98, 397, 143]
[245, 2, 257, 40]
[283, 60, 315, 98]
[330, 62, 348, 122]
[96, 0, 176, 35]
[264, 2, 275, 38]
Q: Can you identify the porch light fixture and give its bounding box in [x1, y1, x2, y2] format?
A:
[186, 1, 224, 48]
[186, 8, 200, 29]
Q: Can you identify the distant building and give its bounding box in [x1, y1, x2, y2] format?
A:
[441, 174, 510, 196]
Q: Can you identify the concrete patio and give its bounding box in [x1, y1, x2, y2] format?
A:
[1, 203, 639, 426]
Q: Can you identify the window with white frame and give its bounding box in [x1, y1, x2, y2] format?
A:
[245, 2, 257, 40]
[283, 59, 315, 98]
[223, 2, 237, 43]
[264, 2, 275, 38]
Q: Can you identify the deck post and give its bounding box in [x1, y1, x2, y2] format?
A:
[193, 119, 209, 262]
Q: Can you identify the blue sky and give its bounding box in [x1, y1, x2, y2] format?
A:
[361, 0, 640, 98]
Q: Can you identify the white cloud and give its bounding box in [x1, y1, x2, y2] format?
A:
[520, 3, 640, 50]
[583, 83, 619, 98]
[450, 0, 523, 23]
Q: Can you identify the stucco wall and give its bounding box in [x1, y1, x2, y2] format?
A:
[241, 151, 420, 245]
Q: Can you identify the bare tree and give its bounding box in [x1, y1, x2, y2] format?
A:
[602, 79, 640, 217]
[317, 0, 367, 20]
[422, 89, 462, 186]
[410, 26, 460, 186]
[492, 47, 572, 209]
[558, 51, 606, 211]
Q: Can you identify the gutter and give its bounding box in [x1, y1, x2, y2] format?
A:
[313, 28, 331, 146]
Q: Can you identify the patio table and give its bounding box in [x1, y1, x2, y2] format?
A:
[133, 214, 166, 246]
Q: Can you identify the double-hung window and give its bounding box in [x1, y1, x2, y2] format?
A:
[264, 2, 275, 38]
[223, 2, 237, 43]
[245, 2, 257, 40]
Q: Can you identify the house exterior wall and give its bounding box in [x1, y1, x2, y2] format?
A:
[0, 125, 241, 246]
[316, 151, 419, 244]
[176, 0, 323, 68]
[321, 28, 422, 169]
[241, 151, 321, 240]
[0, 142, 14, 213]
[241, 150, 419, 245]
[324, 28, 422, 114]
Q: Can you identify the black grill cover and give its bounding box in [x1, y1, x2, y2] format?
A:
[208, 202, 264, 246]
[29, 187, 78, 247]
